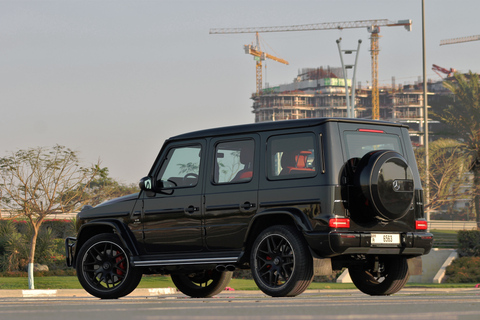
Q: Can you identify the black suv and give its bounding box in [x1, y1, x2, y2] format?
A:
[66, 118, 433, 298]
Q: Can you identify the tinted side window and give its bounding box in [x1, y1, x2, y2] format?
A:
[157, 145, 201, 188]
[267, 134, 316, 180]
[214, 140, 254, 184]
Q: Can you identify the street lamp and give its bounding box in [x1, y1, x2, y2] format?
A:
[422, 0, 430, 223]
[337, 38, 362, 118]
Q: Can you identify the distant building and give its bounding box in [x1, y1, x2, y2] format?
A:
[251, 66, 446, 145]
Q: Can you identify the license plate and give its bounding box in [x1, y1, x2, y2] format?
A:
[371, 233, 400, 246]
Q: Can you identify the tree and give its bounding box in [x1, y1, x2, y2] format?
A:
[435, 71, 480, 228]
[0, 145, 100, 288]
[64, 166, 138, 208]
[415, 139, 472, 212]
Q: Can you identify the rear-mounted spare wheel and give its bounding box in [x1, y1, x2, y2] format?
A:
[352, 150, 414, 222]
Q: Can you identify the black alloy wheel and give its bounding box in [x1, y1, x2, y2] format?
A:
[76, 233, 142, 299]
[171, 269, 232, 298]
[348, 255, 409, 296]
[251, 225, 313, 297]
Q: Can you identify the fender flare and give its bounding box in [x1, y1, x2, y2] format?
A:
[245, 207, 314, 244]
[74, 219, 140, 265]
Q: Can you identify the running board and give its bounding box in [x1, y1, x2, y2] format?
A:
[132, 256, 239, 268]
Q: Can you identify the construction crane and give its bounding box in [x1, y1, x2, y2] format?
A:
[210, 19, 412, 120]
[244, 32, 289, 95]
[432, 64, 456, 79]
[440, 35, 480, 46]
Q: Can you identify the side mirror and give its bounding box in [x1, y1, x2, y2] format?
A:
[139, 176, 153, 191]
[139, 176, 171, 196]
[139, 176, 158, 197]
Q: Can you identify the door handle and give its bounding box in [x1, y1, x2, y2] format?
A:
[240, 202, 256, 210]
[185, 206, 199, 214]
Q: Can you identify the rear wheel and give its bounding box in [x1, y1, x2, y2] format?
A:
[76, 233, 142, 299]
[348, 256, 409, 295]
[250, 225, 313, 297]
[171, 269, 232, 298]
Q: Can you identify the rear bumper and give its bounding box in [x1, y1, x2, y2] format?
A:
[304, 231, 433, 257]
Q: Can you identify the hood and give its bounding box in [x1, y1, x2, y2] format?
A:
[78, 193, 140, 219]
[95, 193, 140, 208]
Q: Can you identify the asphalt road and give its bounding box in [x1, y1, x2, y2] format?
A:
[0, 289, 479, 320]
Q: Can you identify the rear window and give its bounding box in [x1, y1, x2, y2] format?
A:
[344, 130, 403, 160]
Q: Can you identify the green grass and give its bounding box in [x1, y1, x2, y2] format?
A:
[0, 275, 476, 290]
[0, 276, 83, 290]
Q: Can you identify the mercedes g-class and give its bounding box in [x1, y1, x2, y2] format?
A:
[66, 118, 433, 298]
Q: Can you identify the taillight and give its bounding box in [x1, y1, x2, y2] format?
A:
[415, 220, 428, 230]
[329, 218, 350, 228]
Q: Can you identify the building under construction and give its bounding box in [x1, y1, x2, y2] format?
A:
[251, 66, 434, 144]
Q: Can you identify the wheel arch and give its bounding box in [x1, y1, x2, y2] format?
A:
[240, 209, 312, 264]
[74, 219, 139, 266]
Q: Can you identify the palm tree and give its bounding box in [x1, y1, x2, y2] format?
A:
[437, 71, 480, 228]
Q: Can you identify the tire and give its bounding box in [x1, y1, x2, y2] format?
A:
[351, 150, 415, 222]
[76, 233, 142, 299]
[250, 225, 313, 297]
[171, 269, 232, 298]
[348, 256, 409, 296]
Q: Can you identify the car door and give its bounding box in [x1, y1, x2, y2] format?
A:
[142, 141, 205, 254]
[258, 131, 322, 224]
[204, 135, 259, 251]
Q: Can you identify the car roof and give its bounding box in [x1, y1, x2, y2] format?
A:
[168, 118, 408, 141]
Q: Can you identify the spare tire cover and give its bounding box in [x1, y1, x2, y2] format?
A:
[354, 150, 414, 221]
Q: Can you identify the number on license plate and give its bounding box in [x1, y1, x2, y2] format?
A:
[371, 233, 400, 246]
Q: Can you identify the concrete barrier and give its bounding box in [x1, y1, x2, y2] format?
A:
[430, 220, 477, 230]
[409, 248, 456, 283]
[433, 250, 458, 283]
[337, 249, 457, 284]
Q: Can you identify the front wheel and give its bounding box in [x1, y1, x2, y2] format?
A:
[171, 269, 232, 298]
[76, 233, 142, 299]
[250, 225, 313, 297]
[348, 256, 409, 296]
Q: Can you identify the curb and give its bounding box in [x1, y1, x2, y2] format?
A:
[0, 287, 177, 298]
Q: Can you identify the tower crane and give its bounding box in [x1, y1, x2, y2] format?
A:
[210, 19, 412, 120]
[244, 32, 289, 95]
[432, 64, 456, 79]
[440, 35, 480, 46]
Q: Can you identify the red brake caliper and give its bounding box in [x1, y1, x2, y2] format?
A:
[266, 256, 272, 269]
[115, 252, 125, 276]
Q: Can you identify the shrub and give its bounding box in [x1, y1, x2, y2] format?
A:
[0, 219, 71, 272]
[42, 219, 76, 238]
[445, 256, 480, 283]
[457, 230, 480, 257]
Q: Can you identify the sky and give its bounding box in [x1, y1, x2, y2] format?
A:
[1, 0, 479, 184]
